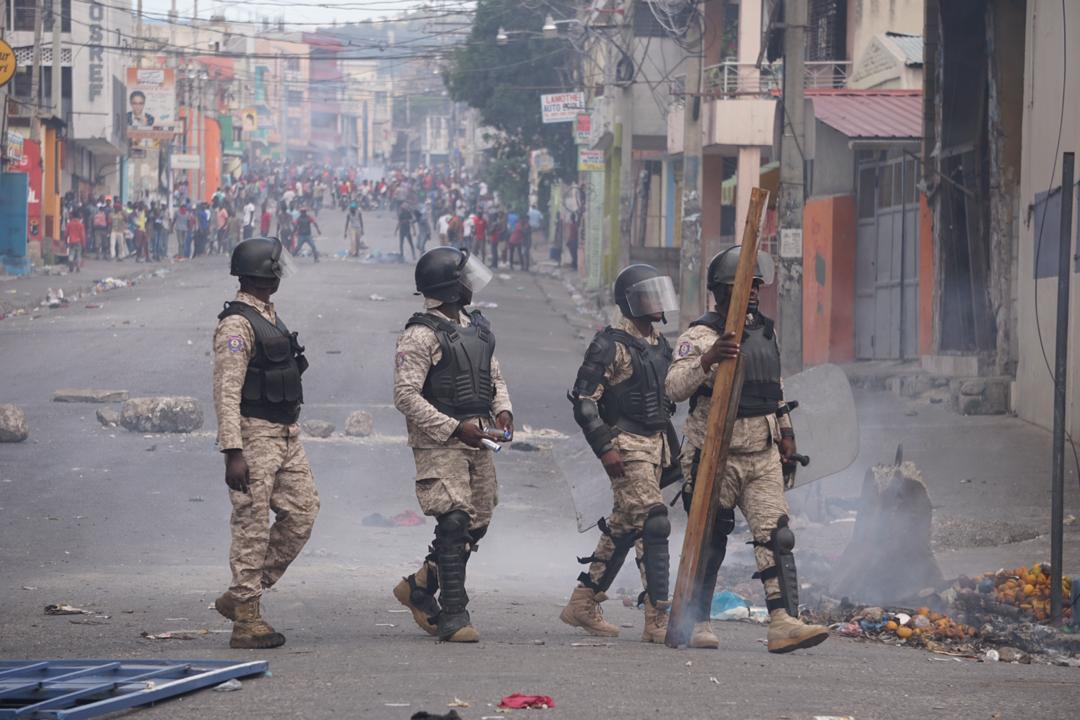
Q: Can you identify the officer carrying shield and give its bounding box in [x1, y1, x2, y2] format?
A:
[212, 237, 320, 649]
[392, 247, 513, 643]
[665, 246, 829, 652]
[560, 264, 680, 643]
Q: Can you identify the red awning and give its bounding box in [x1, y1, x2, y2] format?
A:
[807, 89, 922, 140]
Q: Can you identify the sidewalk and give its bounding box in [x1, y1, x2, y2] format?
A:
[0, 255, 204, 319]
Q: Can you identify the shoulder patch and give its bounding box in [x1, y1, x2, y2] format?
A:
[678, 341, 692, 358]
[226, 335, 245, 353]
[395, 351, 407, 368]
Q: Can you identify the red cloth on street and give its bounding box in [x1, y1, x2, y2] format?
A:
[498, 694, 555, 710]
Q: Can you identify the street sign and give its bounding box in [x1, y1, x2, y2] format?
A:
[541, 92, 585, 123]
[578, 149, 604, 172]
[170, 154, 201, 170]
[575, 114, 591, 144]
[0, 40, 16, 88]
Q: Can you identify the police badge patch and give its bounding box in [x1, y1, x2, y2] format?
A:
[395, 351, 407, 368]
[226, 335, 244, 353]
[678, 341, 692, 358]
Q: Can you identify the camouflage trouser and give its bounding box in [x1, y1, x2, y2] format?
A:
[228, 435, 320, 601]
[412, 447, 497, 530]
[583, 459, 663, 592]
[681, 442, 787, 598]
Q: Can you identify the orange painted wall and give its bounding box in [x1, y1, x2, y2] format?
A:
[179, 109, 223, 205]
[802, 195, 856, 365]
[918, 193, 934, 355]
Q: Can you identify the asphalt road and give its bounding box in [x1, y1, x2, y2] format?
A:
[1, 206, 1078, 719]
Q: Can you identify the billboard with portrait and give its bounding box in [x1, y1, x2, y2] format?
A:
[126, 67, 177, 140]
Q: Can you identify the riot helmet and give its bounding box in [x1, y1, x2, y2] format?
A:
[613, 264, 679, 320]
[705, 245, 775, 289]
[230, 237, 296, 280]
[414, 246, 492, 305]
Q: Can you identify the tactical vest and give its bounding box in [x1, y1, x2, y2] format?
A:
[406, 310, 496, 421]
[598, 328, 673, 436]
[689, 310, 782, 418]
[218, 301, 308, 425]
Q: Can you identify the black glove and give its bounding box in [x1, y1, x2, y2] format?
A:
[680, 480, 694, 514]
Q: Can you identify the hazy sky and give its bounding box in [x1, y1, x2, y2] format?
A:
[140, 0, 447, 29]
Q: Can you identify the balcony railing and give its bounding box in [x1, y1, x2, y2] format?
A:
[702, 60, 852, 97]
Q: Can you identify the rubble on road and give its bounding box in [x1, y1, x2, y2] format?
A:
[96, 407, 120, 427]
[301, 419, 335, 438]
[44, 603, 93, 616]
[344, 410, 374, 437]
[53, 388, 130, 403]
[0, 404, 29, 442]
[119, 397, 203, 433]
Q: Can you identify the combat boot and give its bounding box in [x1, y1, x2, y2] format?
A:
[641, 598, 669, 644]
[559, 587, 619, 637]
[689, 621, 720, 649]
[393, 562, 440, 636]
[214, 591, 240, 621]
[229, 598, 286, 649]
[766, 609, 829, 653]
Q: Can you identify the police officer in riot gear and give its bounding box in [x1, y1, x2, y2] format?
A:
[393, 247, 514, 643]
[212, 237, 320, 649]
[665, 246, 829, 652]
[560, 264, 681, 643]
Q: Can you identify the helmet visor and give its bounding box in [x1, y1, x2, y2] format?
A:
[625, 275, 679, 317]
[460, 253, 492, 293]
[756, 251, 776, 286]
[271, 239, 297, 279]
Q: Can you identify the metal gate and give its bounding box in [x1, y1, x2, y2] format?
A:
[855, 153, 920, 360]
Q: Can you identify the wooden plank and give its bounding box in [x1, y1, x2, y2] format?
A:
[666, 186, 769, 648]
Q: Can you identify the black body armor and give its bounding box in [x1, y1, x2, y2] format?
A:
[218, 301, 308, 425]
[598, 329, 673, 435]
[689, 310, 782, 418]
[406, 310, 496, 421]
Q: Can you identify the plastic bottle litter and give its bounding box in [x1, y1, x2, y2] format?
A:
[213, 678, 243, 692]
[710, 590, 749, 620]
[983, 649, 1000, 663]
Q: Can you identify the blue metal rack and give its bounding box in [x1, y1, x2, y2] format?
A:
[0, 659, 268, 719]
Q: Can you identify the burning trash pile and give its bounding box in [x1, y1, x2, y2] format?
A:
[958, 563, 1072, 624]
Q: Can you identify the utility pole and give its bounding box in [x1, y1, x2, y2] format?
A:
[30, 0, 44, 140]
[616, 3, 634, 269]
[50, 0, 60, 119]
[278, 54, 287, 161]
[676, 13, 704, 328]
[405, 93, 411, 170]
[777, 0, 807, 373]
[0, 0, 8, 170]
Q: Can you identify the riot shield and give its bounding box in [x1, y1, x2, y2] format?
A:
[783, 363, 859, 488]
[555, 436, 614, 533]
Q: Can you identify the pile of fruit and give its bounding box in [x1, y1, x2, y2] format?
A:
[842, 606, 978, 646]
[973, 563, 1073, 623]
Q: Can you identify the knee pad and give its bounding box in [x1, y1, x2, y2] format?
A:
[469, 525, 489, 543]
[643, 505, 670, 540]
[711, 507, 735, 550]
[436, 510, 471, 542]
[773, 518, 795, 555]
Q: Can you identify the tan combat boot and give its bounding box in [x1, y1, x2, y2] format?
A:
[214, 591, 240, 621]
[641, 599, 670, 644]
[766, 609, 829, 653]
[393, 562, 440, 636]
[229, 598, 286, 649]
[689, 621, 720, 649]
[559, 587, 619, 637]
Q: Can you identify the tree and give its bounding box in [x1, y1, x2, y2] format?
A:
[444, 0, 580, 203]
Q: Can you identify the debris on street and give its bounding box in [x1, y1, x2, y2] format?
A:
[448, 697, 471, 708]
[96, 407, 120, 427]
[119, 396, 204, 433]
[302, 419, 336, 438]
[0, 404, 29, 443]
[44, 603, 93, 616]
[53, 388, 130, 403]
[212, 678, 243, 692]
[498, 693, 555, 710]
[362, 509, 425, 527]
[344, 409, 374, 437]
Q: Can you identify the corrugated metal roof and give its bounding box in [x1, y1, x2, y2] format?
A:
[885, 32, 924, 66]
[808, 90, 923, 139]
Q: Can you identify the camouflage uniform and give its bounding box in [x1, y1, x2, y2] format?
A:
[665, 321, 791, 602]
[393, 299, 512, 529]
[580, 316, 671, 593]
[213, 290, 320, 602]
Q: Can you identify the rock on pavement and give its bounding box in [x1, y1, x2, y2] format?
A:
[344, 410, 373, 437]
[119, 397, 203, 433]
[96, 407, 120, 427]
[52, 388, 130, 403]
[302, 419, 335, 438]
[0, 404, 29, 442]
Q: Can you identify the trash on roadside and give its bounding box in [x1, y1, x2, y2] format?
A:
[213, 678, 243, 692]
[140, 630, 205, 640]
[498, 694, 555, 710]
[710, 590, 749, 620]
[983, 648, 999, 662]
[369, 293, 387, 301]
[448, 697, 470, 708]
[45, 603, 93, 616]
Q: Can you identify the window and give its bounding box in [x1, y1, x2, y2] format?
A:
[11, 0, 70, 32]
[287, 118, 301, 136]
[285, 57, 300, 72]
[286, 89, 304, 105]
